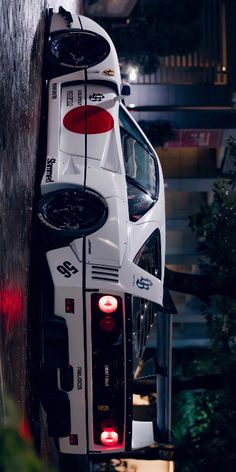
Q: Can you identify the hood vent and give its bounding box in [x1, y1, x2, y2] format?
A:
[91, 265, 119, 283]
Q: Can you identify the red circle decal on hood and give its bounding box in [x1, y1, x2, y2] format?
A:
[63, 105, 114, 134]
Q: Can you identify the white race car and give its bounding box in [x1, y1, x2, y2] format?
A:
[38, 7, 166, 458]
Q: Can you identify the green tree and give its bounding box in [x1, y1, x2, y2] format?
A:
[0, 397, 54, 472]
[169, 139, 236, 470]
[138, 120, 176, 148]
[171, 318, 236, 470]
[165, 138, 236, 301]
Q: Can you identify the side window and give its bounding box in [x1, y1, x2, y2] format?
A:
[133, 229, 162, 280]
[120, 128, 156, 196]
[119, 106, 159, 222]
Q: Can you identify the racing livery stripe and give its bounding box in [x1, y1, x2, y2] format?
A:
[83, 72, 89, 449]
[84, 79, 88, 188]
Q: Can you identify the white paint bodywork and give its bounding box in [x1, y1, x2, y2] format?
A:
[40, 11, 166, 455]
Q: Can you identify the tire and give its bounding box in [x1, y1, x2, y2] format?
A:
[37, 187, 108, 245]
[47, 29, 110, 71]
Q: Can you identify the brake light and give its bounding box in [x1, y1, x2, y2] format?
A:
[99, 315, 116, 332]
[100, 428, 119, 447]
[98, 295, 118, 314]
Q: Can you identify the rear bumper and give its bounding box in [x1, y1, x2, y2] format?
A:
[41, 247, 133, 455]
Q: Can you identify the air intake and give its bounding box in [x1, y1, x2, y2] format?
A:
[91, 265, 119, 283]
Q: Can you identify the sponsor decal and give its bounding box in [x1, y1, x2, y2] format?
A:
[77, 89, 82, 105]
[77, 367, 83, 390]
[57, 261, 79, 278]
[52, 83, 57, 99]
[98, 405, 110, 411]
[66, 89, 74, 107]
[45, 157, 56, 183]
[104, 364, 110, 387]
[103, 68, 114, 76]
[88, 239, 92, 255]
[89, 92, 104, 102]
[136, 277, 153, 290]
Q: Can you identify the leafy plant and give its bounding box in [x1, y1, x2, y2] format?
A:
[0, 397, 54, 472]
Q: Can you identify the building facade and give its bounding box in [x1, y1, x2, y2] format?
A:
[123, 0, 236, 347]
[86, 0, 236, 347]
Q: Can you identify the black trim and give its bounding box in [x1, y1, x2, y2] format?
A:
[40, 365, 58, 397]
[43, 392, 71, 437]
[125, 293, 133, 451]
[40, 365, 71, 437]
[84, 73, 88, 188]
[91, 293, 125, 446]
[91, 266, 119, 272]
[61, 79, 119, 95]
[60, 365, 74, 392]
[58, 6, 73, 26]
[91, 276, 118, 282]
[82, 236, 90, 453]
[78, 16, 83, 30]
[41, 315, 69, 368]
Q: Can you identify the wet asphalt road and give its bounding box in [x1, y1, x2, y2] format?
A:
[0, 0, 46, 423]
[0, 0, 81, 467]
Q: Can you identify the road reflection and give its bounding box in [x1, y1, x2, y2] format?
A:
[0, 0, 57, 467]
[0, 1, 83, 468]
[0, 0, 45, 418]
[0, 287, 24, 332]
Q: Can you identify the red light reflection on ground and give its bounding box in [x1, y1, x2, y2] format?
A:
[19, 417, 32, 444]
[0, 288, 23, 332]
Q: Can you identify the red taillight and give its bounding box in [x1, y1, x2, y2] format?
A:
[98, 295, 118, 314]
[99, 315, 116, 332]
[100, 429, 119, 447]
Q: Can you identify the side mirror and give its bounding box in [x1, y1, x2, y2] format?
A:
[121, 82, 131, 96]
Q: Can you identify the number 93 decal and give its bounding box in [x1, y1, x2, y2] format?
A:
[136, 277, 153, 290]
[56, 261, 79, 278]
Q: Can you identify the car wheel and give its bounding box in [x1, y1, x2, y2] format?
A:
[47, 29, 110, 70]
[38, 187, 108, 245]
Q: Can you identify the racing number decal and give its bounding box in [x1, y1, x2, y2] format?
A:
[136, 277, 153, 290]
[57, 261, 79, 278]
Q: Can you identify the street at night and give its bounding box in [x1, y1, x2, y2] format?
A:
[1, 1, 236, 472]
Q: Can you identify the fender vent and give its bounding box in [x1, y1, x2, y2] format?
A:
[91, 265, 119, 283]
